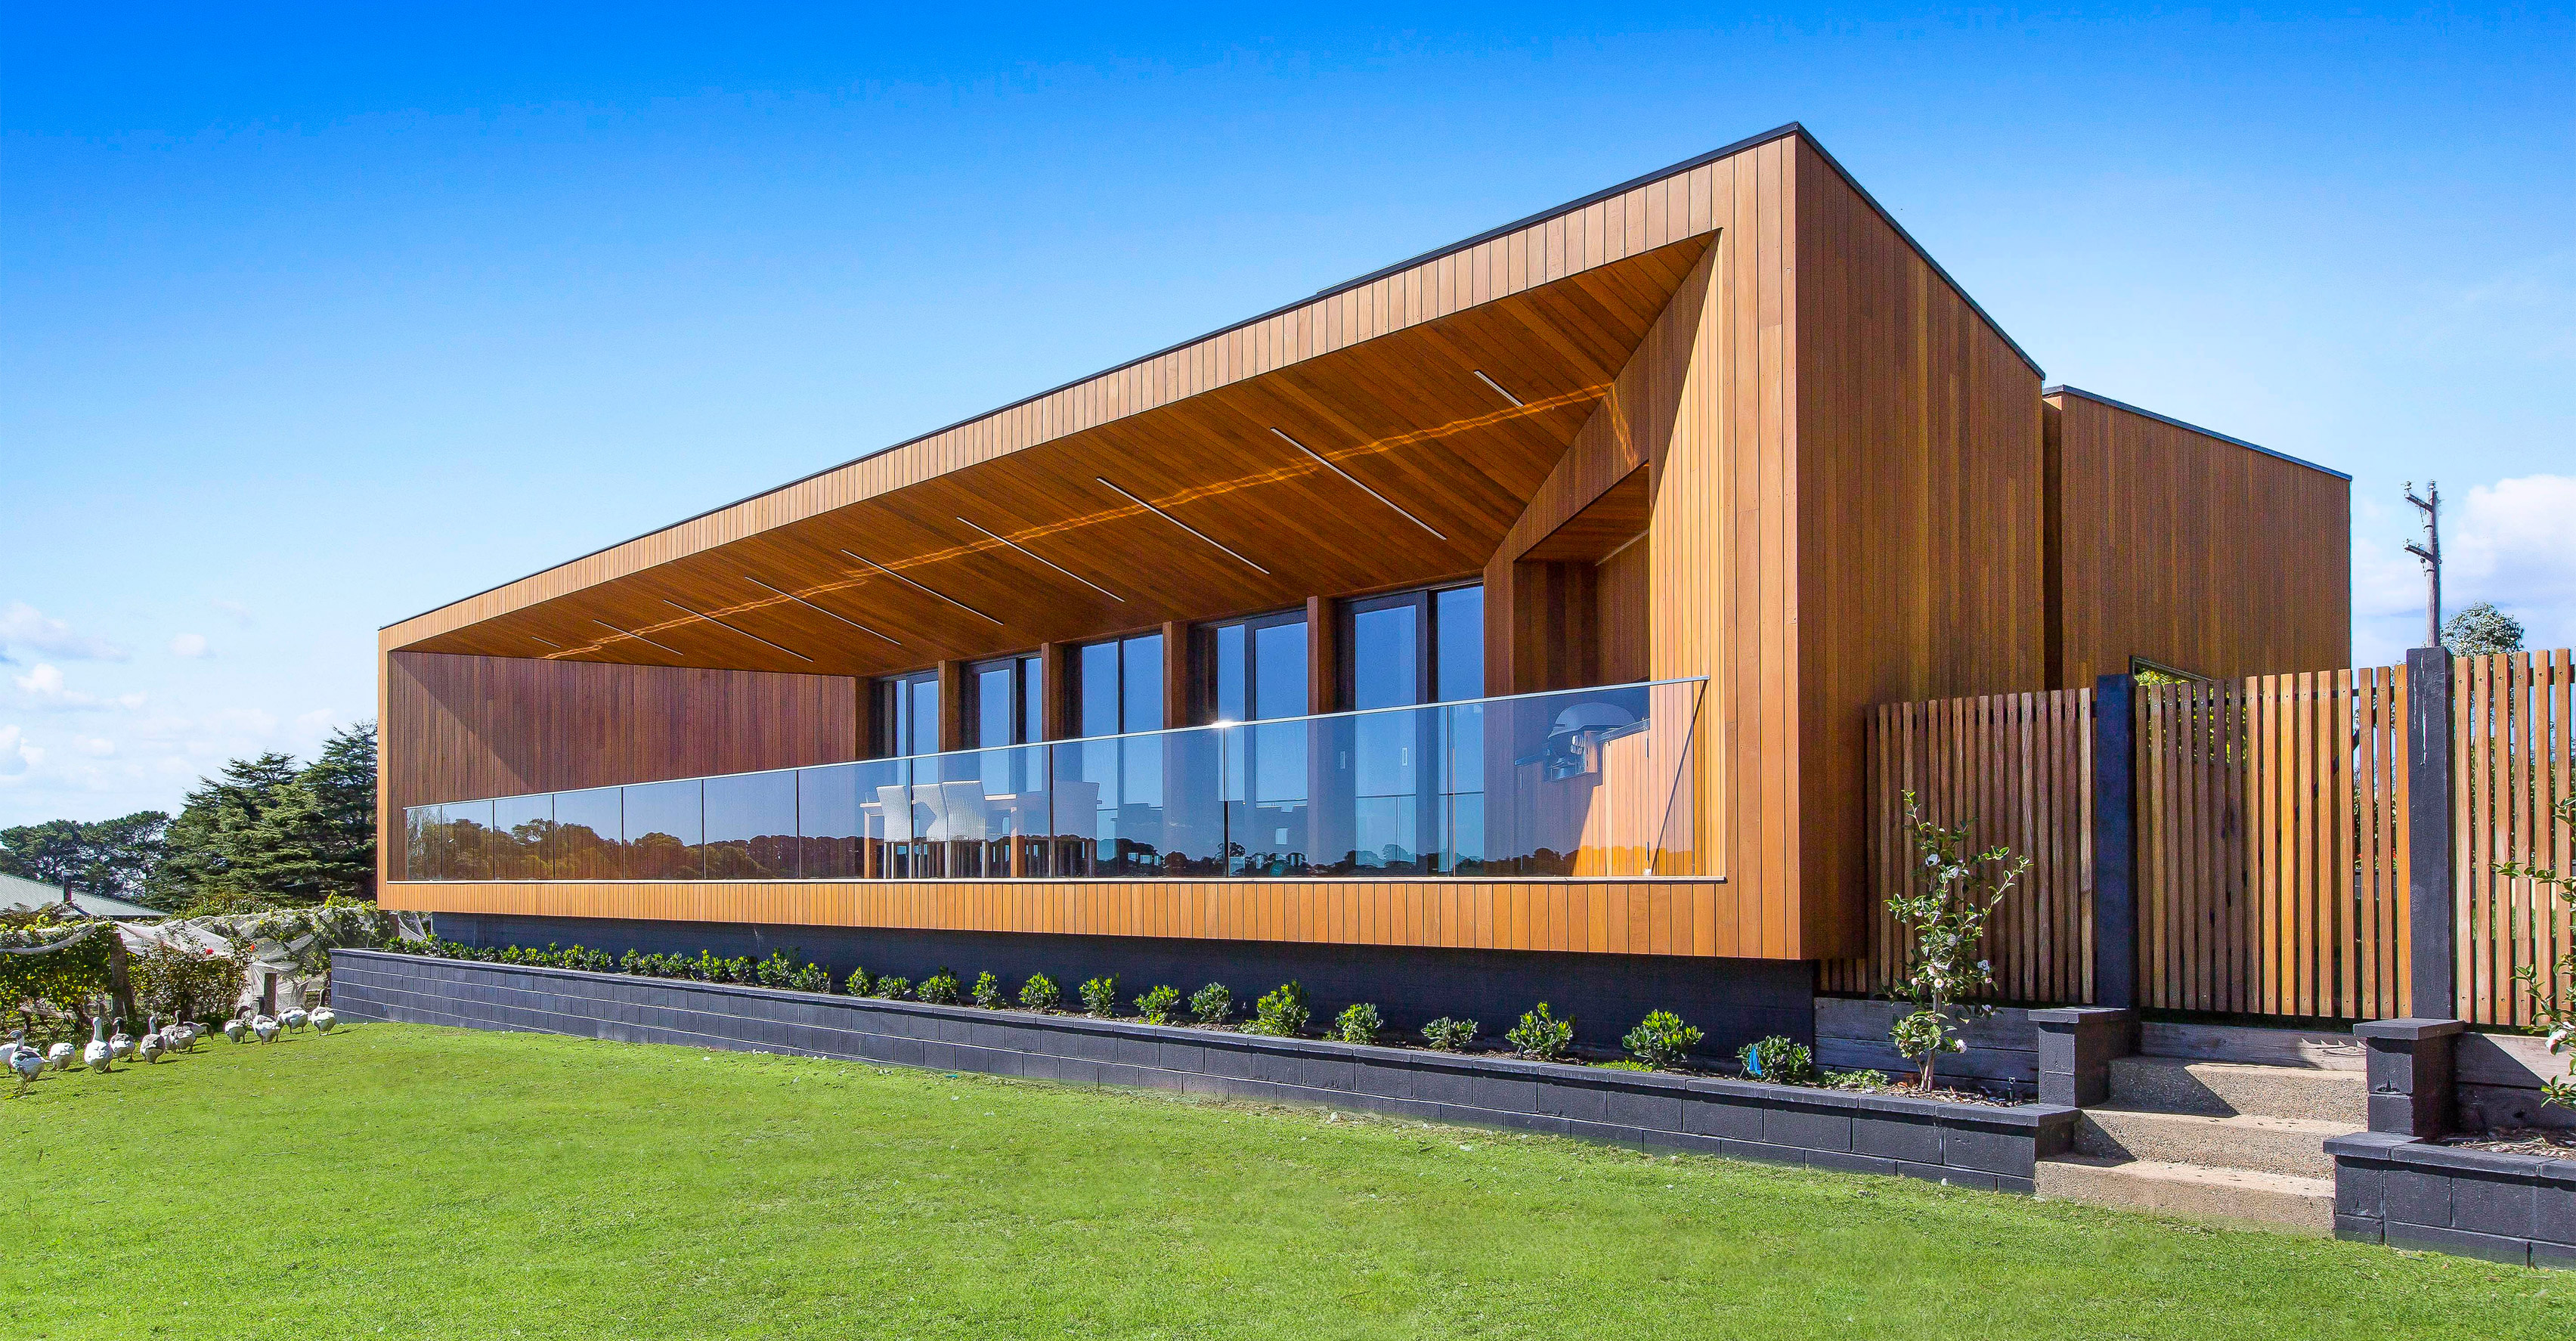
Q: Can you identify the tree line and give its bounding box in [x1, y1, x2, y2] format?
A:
[0, 722, 376, 915]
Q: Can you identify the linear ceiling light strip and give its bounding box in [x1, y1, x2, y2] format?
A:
[661, 598, 815, 663]
[1093, 476, 1271, 574]
[1266, 428, 1447, 540]
[529, 635, 562, 649]
[953, 516, 1125, 602]
[592, 618, 686, 658]
[742, 576, 902, 645]
[839, 550, 1005, 625]
[1472, 369, 1525, 407]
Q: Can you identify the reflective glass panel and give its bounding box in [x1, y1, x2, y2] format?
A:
[1121, 634, 1162, 732]
[1079, 641, 1120, 736]
[552, 786, 622, 880]
[974, 662, 1015, 748]
[705, 770, 797, 878]
[623, 779, 702, 879]
[491, 794, 552, 881]
[1434, 585, 1484, 702]
[404, 807, 430, 881]
[442, 799, 494, 881]
[1018, 656, 1043, 745]
[1351, 603, 1420, 710]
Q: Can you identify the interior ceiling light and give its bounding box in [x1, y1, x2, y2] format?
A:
[840, 550, 1005, 625]
[1094, 476, 1270, 575]
[529, 635, 562, 650]
[1472, 370, 1525, 407]
[743, 576, 901, 645]
[953, 516, 1125, 602]
[661, 598, 814, 663]
[592, 618, 685, 658]
[1266, 428, 1446, 540]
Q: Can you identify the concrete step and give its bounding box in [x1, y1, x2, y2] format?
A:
[2107, 1055, 2367, 1124]
[2073, 1107, 2354, 1179]
[2035, 1155, 2333, 1234]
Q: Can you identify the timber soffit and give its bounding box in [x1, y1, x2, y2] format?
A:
[386, 121, 2045, 641]
[2042, 384, 2352, 482]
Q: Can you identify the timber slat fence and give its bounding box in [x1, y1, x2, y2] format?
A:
[1838, 651, 2574, 1027]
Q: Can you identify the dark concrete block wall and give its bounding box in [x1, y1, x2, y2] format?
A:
[426, 912, 1813, 1059]
[333, 949, 2073, 1194]
[2330, 1132, 2575, 1270]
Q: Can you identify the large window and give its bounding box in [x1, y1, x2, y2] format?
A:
[1202, 609, 1309, 875]
[1341, 584, 1484, 873]
[1076, 633, 1163, 736]
[967, 654, 1043, 748]
[875, 669, 940, 757]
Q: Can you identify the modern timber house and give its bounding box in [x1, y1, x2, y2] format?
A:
[377, 123, 2351, 1054]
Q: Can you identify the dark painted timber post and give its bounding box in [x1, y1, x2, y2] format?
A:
[2090, 674, 2138, 1011]
[2404, 647, 2456, 1017]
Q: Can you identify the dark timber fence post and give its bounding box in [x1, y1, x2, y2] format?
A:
[2404, 647, 2456, 1018]
[2091, 674, 2138, 1011]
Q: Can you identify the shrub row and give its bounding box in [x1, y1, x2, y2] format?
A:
[377, 936, 1739, 1073]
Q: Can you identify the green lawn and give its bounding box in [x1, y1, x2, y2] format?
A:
[2, 1024, 2559, 1339]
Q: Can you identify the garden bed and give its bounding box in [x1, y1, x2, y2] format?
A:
[332, 948, 2079, 1194]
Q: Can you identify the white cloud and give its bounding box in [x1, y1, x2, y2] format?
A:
[212, 599, 255, 627]
[0, 602, 128, 663]
[11, 663, 147, 713]
[294, 708, 339, 735]
[0, 725, 40, 779]
[2355, 472, 2576, 665]
[169, 633, 211, 658]
[71, 736, 114, 757]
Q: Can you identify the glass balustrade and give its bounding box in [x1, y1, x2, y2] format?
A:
[402, 678, 1707, 883]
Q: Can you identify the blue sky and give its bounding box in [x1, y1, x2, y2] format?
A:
[5, 5, 2571, 825]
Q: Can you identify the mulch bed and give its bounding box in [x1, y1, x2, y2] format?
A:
[2441, 1127, 2576, 1157]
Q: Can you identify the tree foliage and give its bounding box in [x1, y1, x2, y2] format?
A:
[2441, 601, 2526, 656]
[0, 811, 169, 898]
[146, 723, 377, 909]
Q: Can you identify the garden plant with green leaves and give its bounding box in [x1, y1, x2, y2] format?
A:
[2499, 794, 2576, 1108]
[1886, 791, 2027, 1092]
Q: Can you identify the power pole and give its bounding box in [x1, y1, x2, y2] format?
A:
[2404, 481, 2441, 649]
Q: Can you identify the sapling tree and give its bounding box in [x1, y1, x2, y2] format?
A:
[1887, 791, 2028, 1092]
[2499, 795, 2576, 1109]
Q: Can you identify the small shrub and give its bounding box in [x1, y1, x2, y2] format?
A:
[1328, 1002, 1382, 1045]
[918, 969, 961, 1005]
[1188, 983, 1232, 1025]
[1134, 983, 1181, 1024]
[1506, 1002, 1574, 1061]
[971, 971, 1005, 1009]
[788, 962, 832, 994]
[1420, 1016, 1478, 1051]
[1080, 974, 1119, 1017]
[1594, 1059, 1656, 1072]
[873, 976, 912, 1000]
[1247, 981, 1309, 1036]
[1019, 972, 1060, 1012]
[1821, 1068, 1887, 1091]
[1623, 1010, 1703, 1070]
[754, 950, 801, 989]
[1736, 1034, 1813, 1083]
[845, 967, 874, 997]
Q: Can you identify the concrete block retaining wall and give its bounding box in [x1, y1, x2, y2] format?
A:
[333, 949, 2076, 1194]
[2329, 1132, 2574, 1269]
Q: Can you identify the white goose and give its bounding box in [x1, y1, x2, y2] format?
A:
[252, 1010, 280, 1045]
[45, 1041, 74, 1072]
[282, 1005, 308, 1034]
[163, 1017, 197, 1053]
[310, 1002, 338, 1034]
[8, 1040, 41, 1096]
[223, 1007, 250, 1044]
[135, 1016, 166, 1065]
[107, 1018, 134, 1061]
[82, 1017, 113, 1073]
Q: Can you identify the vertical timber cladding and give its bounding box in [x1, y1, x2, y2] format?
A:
[2047, 388, 2352, 687]
[377, 652, 862, 883]
[1484, 134, 2049, 961]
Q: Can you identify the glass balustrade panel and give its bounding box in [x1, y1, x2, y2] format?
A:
[551, 786, 623, 880]
[490, 794, 552, 881]
[622, 779, 704, 880]
[705, 770, 798, 879]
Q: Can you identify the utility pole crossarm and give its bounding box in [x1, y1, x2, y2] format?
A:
[2405, 481, 2442, 650]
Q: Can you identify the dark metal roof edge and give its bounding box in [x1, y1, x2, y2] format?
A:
[2042, 384, 2352, 482]
[389, 122, 2039, 632]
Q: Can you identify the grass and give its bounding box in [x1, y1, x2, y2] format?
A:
[3, 1024, 2562, 1339]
